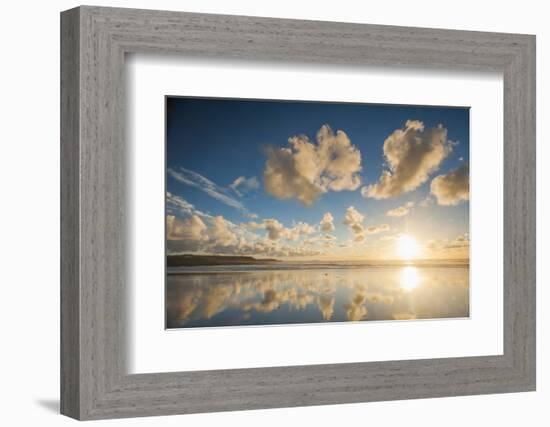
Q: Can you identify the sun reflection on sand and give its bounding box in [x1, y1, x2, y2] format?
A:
[400, 266, 421, 292]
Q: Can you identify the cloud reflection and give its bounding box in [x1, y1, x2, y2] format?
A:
[318, 295, 335, 320]
[343, 292, 368, 321]
[166, 266, 469, 328]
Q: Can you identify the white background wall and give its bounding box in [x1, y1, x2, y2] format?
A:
[0, 0, 547, 425]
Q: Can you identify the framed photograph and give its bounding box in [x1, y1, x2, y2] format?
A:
[61, 6, 536, 420]
[164, 96, 471, 329]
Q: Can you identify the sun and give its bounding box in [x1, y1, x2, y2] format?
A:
[396, 234, 421, 260]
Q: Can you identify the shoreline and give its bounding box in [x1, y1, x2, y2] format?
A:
[167, 261, 469, 274]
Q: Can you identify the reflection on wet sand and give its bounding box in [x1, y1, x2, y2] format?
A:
[400, 266, 420, 292]
[166, 266, 469, 329]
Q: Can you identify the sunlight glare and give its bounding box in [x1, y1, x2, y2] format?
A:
[400, 266, 420, 291]
[396, 234, 421, 260]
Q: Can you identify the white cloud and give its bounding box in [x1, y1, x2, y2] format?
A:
[386, 201, 415, 217]
[229, 176, 260, 196]
[263, 219, 286, 240]
[166, 192, 212, 218]
[166, 192, 194, 213]
[167, 211, 321, 258]
[419, 196, 434, 208]
[166, 214, 207, 241]
[245, 221, 264, 230]
[430, 165, 469, 206]
[425, 233, 469, 258]
[362, 120, 453, 199]
[365, 224, 390, 235]
[208, 215, 238, 247]
[427, 233, 469, 250]
[320, 212, 335, 232]
[290, 222, 316, 238]
[238, 237, 321, 258]
[167, 213, 239, 247]
[343, 206, 366, 242]
[264, 124, 362, 205]
[247, 219, 316, 241]
[168, 167, 256, 217]
[303, 234, 337, 247]
[379, 233, 404, 241]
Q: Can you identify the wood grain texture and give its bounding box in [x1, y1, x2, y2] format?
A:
[60, 7, 80, 419]
[60, 5, 536, 420]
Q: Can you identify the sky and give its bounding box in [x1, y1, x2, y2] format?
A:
[166, 96, 470, 261]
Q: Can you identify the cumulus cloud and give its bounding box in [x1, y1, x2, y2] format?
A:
[362, 120, 453, 199]
[264, 124, 362, 205]
[283, 221, 315, 241]
[430, 165, 469, 206]
[209, 215, 239, 247]
[245, 221, 264, 231]
[343, 206, 366, 241]
[167, 212, 243, 253]
[320, 212, 335, 232]
[386, 201, 415, 217]
[246, 219, 316, 241]
[236, 237, 321, 258]
[166, 196, 220, 253]
[263, 219, 286, 240]
[166, 214, 207, 241]
[167, 208, 322, 258]
[229, 176, 260, 196]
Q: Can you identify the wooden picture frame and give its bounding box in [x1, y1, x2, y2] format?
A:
[60, 5, 536, 420]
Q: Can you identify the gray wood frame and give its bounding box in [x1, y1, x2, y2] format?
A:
[60, 5, 536, 420]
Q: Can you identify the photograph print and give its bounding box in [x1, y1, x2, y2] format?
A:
[165, 97, 470, 329]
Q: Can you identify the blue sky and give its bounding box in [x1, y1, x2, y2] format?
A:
[166, 96, 470, 260]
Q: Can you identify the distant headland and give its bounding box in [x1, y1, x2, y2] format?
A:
[167, 254, 280, 267]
